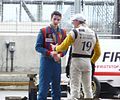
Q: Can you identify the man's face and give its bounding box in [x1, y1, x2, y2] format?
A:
[72, 20, 79, 28]
[51, 15, 61, 26]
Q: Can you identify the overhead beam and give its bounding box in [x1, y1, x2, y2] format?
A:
[22, 1, 36, 22]
[0, 0, 3, 22]
[2, 0, 114, 6]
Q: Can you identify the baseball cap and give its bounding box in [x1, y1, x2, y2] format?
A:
[71, 13, 86, 22]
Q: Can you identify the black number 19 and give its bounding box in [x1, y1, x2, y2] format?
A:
[82, 41, 92, 51]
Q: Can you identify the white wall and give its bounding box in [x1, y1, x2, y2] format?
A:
[0, 33, 40, 73]
[0, 33, 67, 73]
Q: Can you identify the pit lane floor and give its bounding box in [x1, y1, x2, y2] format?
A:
[0, 90, 119, 100]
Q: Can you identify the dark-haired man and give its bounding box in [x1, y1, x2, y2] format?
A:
[35, 11, 67, 100]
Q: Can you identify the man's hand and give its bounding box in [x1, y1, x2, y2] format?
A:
[54, 54, 61, 63]
[50, 43, 58, 51]
[50, 51, 57, 57]
[50, 51, 61, 63]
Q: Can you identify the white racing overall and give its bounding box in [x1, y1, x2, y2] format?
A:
[70, 25, 97, 99]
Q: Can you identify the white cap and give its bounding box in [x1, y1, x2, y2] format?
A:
[71, 13, 86, 22]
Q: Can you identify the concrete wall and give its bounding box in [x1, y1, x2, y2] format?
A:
[0, 33, 40, 73]
[0, 33, 67, 73]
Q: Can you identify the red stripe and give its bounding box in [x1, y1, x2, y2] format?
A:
[62, 29, 66, 40]
[94, 72, 120, 76]
[42, 28, 46, 48]
[58, 32, 61, 44]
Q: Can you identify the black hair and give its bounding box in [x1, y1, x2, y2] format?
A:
[51, 11, 62, 19]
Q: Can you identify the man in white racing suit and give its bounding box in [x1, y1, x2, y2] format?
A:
[51, 13, 101, 99]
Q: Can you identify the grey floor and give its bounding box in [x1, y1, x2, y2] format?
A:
[0, 90, 118, 100]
